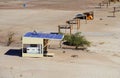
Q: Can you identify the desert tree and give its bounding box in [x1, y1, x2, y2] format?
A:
[63, 32, 90, 49]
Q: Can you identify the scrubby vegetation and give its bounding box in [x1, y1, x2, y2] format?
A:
[63, 32, 90, 49]
[6, 32, 15, 46]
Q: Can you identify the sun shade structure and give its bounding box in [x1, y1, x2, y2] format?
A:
[22, 32, 64, 58]
[74, 14, 86, 19]
[24, 32, 64, 40]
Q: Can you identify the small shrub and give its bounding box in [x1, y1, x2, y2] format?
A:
[71, 55, 79, 58]
[99, 42, 105, 45]
[63, 51, 66, 53]
[20, 74, 23, 77]
[7, 32, 15, 46]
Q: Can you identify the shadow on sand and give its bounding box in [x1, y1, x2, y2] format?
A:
[107, 16, 116, 17]
[5, 49, 22, 57]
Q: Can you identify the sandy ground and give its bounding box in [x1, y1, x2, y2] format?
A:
[0, 0, 120, 78]
[0, 46, 120, 78]
[0, 0, 101, 10]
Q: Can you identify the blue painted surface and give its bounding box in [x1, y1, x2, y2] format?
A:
[24, 32, 64, 40]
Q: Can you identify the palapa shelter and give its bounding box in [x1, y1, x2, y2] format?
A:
[22, 31, 64, 57]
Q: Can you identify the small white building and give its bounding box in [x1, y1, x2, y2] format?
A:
[22, 32, 64, 57]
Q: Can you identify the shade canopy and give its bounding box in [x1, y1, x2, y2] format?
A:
[24, 32, 64, 40]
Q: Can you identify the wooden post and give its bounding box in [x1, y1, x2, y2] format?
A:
[70, 21, 73, 35]
[22, 44, 23, 57]
[102, 1, 104, 6]
[99, 3, 102, 8]
[114, 0, 116, 3]
[59, 40, 62, 48]
[70, 26, 72, 35]
[85, 15, 87, 24]
[65, 25, 67, 34]
[78, 19, 80, 30]
[108, 0, 111, 5]
[106, 3, 109, 8]
[44, 39, 48, 53]
[76, 19, 79, 31]
[92, 11, 94, 20]
[113, 7, 116, 17]
[76, 19, 80, 31]
[71, 21, 73, 30]
[58, 25, 60, 33]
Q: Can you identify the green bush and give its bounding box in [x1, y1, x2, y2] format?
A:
[63, 32, 90, 49]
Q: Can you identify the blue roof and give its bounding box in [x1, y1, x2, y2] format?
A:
[24, 32, 64, 40]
